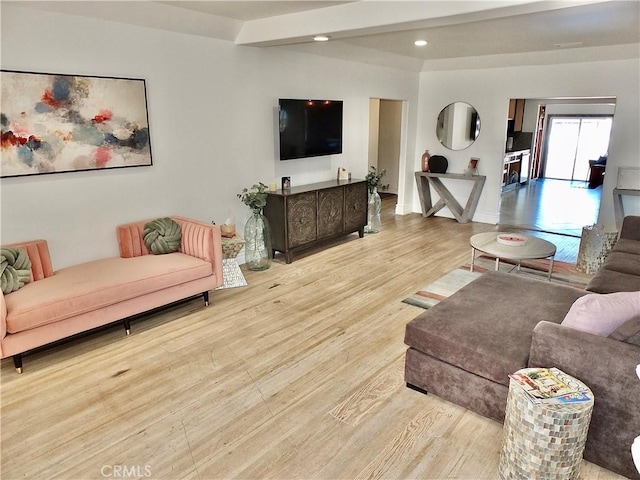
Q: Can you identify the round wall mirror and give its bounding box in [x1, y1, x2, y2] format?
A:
[436, 102, 481, 150]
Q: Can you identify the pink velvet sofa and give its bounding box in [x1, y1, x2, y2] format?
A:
[1, 216, 223, 373]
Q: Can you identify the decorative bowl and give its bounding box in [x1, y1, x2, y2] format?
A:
[497, 234, 528, 246]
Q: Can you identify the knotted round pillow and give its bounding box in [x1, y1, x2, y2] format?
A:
[1, 247, 32, 294]
[143, 217, 182, 255]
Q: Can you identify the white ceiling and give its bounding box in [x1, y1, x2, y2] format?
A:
[9, 1, 640, 71]
[160, 1, 356, 21]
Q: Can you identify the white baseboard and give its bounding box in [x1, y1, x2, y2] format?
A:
[405, 204, 498, 225]
[395, 203, 413, 215]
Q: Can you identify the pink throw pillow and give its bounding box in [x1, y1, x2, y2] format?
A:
[561, 291, 640, 336]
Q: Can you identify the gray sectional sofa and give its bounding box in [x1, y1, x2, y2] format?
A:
[404, 215, 640, 479]
[587, 214, 640, 293]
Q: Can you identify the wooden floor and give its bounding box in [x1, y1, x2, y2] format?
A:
[499, 178, 602, 238]
[0, 199, 623, 480]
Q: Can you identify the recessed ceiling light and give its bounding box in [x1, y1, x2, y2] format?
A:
[314, 35, 330, 42]
[414, 40, 428, 47]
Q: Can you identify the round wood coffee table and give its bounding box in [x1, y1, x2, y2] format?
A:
[470, 232, 556, 280]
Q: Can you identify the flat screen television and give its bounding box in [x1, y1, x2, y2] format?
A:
[278, 99, 343, 160]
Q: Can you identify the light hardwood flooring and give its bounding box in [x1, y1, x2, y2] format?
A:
[0, 199, 623, 480]
[498, 178, 605, 264]
[499, 178, 601, 238]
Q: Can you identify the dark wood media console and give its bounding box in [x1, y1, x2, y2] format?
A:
[264, 179, 368, 263]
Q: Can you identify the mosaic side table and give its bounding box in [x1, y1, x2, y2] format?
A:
[576, 225, 618, 274]
[216, 235, 247, 290]
[499, 368, 594, 480]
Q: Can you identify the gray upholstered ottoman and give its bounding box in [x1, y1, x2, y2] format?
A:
[404, 271, 587, 421]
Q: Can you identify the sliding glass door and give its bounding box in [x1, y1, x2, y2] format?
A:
[544, 116, 613, 181]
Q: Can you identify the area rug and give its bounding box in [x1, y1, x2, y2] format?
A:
[402, 255, 592, 310]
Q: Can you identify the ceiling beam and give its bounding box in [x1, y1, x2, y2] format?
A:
[234, 0, 606, 46]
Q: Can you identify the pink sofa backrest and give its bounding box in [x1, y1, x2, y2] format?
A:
[117, 222, 151, 258]
[3, 239, 54, 282]
[116, 216, 218, 264]
[1, 239, 54, 354]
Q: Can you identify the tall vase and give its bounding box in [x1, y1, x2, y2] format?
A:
[244, 209, 272, 270]
[421, 150, 431, 172]
[365, 187, 382, 234]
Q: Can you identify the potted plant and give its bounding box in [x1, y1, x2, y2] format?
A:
[237, 182, 268, 214]
[365, 166, 387, 194]
[365, 166, 386, 233]
[237, 183, 272, 270]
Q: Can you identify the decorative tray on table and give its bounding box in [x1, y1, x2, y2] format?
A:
[497, 234, 528, 246]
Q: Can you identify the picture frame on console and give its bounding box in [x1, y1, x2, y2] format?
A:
[0, 70, 152, 178]
[465, 157, 480, 176]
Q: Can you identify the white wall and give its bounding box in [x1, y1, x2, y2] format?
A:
[416, 56, 640, 227]
[0, 4, 419, 268]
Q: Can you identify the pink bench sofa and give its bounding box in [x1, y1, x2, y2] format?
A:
[1, 216, 223, 373]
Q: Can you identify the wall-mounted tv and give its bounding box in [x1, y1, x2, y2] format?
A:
[278, 99, 343, 160]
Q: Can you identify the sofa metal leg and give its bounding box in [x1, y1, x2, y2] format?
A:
[123, 319, 131, 335]
[203, 291, 209, 307]
[406, 383, 429, 395]
[13, 354, 23, 374]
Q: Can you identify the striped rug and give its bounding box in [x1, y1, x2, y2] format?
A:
[402, 255, 592, 310]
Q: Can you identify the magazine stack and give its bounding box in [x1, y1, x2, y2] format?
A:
[508, 367, 592, 405]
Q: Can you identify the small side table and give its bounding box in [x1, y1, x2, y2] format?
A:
[499, 368, 594, 480]
[575, 225, 618, 274]
[216, 235, 247, 290]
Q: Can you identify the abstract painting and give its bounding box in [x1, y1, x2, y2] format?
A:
[1, 70, 152, 177]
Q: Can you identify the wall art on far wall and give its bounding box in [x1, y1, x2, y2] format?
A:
[0, 70, 152, 178]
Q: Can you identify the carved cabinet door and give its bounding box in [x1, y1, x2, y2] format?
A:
[344, 182, 368, 233]
[286, 192, 317, 248]
[317, 187, 344, 239]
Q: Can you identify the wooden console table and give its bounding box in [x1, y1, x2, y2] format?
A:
[415, 172, 486, 223]
[613, 188, 640, 229]
[264, 179, 367, 263]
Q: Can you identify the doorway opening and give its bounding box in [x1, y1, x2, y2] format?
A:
[499, 97, 615, 239]
[369, 98, 404, 209]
